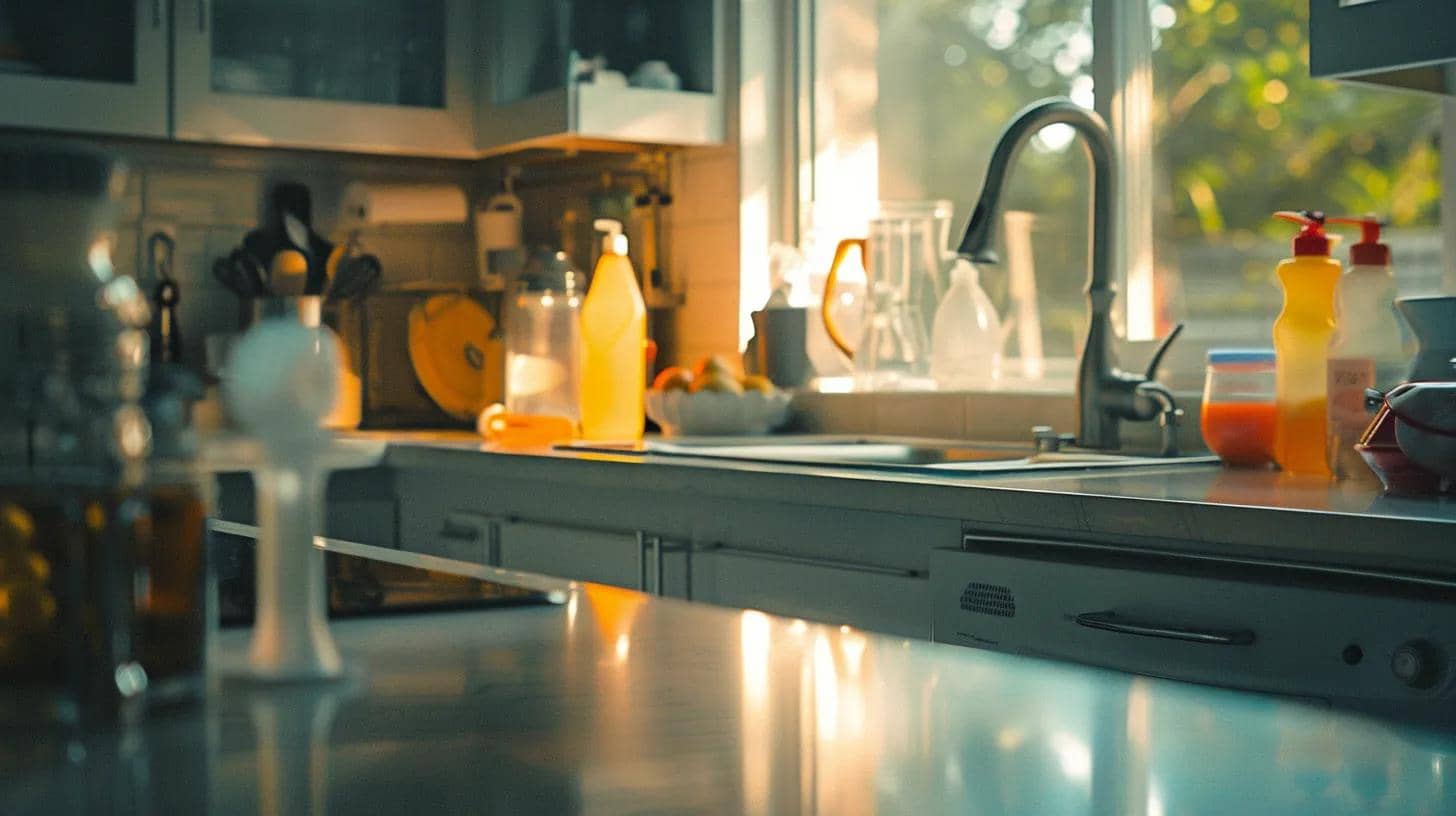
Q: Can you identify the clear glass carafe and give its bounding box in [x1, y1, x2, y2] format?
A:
[822, 201, 951, 391]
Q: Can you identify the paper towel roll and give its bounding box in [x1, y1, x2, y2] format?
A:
[340, 182, 468, 226]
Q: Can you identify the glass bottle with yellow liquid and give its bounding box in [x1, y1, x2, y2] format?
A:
[1271, 211, 1342, 477]
[579, 219, 647, 442]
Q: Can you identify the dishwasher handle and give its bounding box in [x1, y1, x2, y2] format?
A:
[1074, 610, 1255, 646]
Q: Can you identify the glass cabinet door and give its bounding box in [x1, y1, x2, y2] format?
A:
[174, 0, 476, 157]
[208, 0, 446, 108]
[0, 0, 169, 137]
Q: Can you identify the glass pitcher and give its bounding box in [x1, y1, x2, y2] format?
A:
[822, 201, 952, 390]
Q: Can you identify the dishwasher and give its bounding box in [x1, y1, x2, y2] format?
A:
[931, 533, 1456, 722]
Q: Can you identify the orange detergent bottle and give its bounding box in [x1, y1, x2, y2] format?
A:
[1271, 211, 1342, 476]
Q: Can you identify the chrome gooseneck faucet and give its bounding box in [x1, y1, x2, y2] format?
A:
[957, 98, 1183, 454]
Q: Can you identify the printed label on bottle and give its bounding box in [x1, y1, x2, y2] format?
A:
[1327, 356, 1376, 449]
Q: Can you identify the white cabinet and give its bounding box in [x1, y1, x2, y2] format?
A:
[692, 548, 931, 639]
[476, 0, 724, 154]
[0, 0, 169, 137]
[0, 0, 723, 157]
[173, 0, 477, 156]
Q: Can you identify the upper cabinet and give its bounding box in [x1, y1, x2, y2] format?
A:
[173, 0, 478, 156]
[1309, 0, 1456, 96]
[477, 0, 724, 155]
[0, 0, 724, 158]
[0, 0, 169, 138]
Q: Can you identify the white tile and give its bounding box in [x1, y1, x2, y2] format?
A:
[428, 233, 475, 284]
[790, 392, 876, 434]
[112, 227, 140, 280]
[145, 170, 262, 226]
[669, 222, 740, 288]
[874, 392, 963, 439]
[117, 170, 144, 222]
[673, 153, 739, 224]
[370, 234, 432, 284]
[674, 280, 740, 356]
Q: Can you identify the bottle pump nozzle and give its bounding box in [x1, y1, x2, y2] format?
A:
[1273, 210, 1331, 256]
[594, 218, 628, 256]
[1328, 215, 1391, 266]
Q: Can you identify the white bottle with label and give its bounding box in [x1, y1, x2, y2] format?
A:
[1326, 217, 1404, 479]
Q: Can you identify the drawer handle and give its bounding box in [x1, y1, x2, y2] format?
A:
[1074, 611, 1255, 646]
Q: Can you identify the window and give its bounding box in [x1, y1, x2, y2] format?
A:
[799, 0, 1443, 390]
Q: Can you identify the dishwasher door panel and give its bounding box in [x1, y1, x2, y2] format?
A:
[931, 546, 1456, 715]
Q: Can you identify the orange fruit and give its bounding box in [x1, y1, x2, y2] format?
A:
[652, 366, 694, 392]
[691, 371, 743, 394]
[693, 354, 737, 379]
[740, 374, 776, 395]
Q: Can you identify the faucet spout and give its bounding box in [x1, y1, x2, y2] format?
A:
[957, 98, 1115, 279]
[957, 98, 1177, 452]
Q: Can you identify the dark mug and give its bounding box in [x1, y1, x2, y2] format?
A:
[750, 308, 815, 388]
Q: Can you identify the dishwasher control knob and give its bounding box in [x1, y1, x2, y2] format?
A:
[1391, 641, 1443, 690]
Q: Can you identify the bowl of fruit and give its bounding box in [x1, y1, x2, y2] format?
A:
[646, 356, 792, 436]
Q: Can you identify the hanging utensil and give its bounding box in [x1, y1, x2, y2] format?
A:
[327, 254, 381, 302]
[235, 249, 269, 296]
[212, 256, 242, 296]
[282, 211, 317, 292]
[269, 249, 310, 298]
[148, 231, 182, 365]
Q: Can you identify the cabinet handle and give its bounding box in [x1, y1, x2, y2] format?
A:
[712, 544, 921, 578]
[636, 531, 650, 593]
[1073, 611, 1255, 646]
[634, 532, 671, 596]
[653, 535, 664, 596]
[440, 513, 500, 566]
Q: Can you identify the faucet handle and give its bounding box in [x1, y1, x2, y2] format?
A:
[1143, 323, 1185, 382]
[1032, 425, 1077, 453]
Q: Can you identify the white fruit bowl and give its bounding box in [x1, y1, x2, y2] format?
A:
[646, 388, 792, 436]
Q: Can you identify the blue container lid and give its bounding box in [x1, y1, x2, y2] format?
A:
[1207, 348, 1276, 364]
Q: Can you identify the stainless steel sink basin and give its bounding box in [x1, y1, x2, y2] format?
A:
[566, 435, 1216, 473]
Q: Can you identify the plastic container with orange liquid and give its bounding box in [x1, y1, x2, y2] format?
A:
[1271, 211, 1342, 476]
[1200, 349, 1277, 468]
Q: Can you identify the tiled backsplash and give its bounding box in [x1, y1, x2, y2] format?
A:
[666, 145, 742, 367]
[52, 136, 485, 371]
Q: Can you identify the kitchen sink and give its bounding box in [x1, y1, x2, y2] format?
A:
[565, 435, 1216, 473]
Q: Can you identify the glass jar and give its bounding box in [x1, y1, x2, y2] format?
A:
[1201, 349, 1277, 468]
[504, 250, 582, 421]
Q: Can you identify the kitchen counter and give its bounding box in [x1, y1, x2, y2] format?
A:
[4, 540, 1453, 815]
[369, 432, 1456, 580]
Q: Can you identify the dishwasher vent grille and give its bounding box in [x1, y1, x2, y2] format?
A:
[961, 582, 1016, 617]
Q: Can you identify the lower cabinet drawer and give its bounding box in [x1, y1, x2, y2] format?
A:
[499, 521, 642, 590]
[931, 546, 1456, 714]
[693, 549, 929, 638]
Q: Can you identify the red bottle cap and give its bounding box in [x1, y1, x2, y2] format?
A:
[1329, 216, 1391, 266]
[1273, 211, 1330, 256]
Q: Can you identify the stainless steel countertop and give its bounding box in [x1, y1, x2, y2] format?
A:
[369, 432, 1456, 578]
[3, 541, 1452, 815]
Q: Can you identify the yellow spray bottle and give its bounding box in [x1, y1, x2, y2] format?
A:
[1271, 211, 1342, 477]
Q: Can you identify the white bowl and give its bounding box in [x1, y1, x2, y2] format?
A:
[646, 388, 792, 436]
